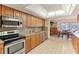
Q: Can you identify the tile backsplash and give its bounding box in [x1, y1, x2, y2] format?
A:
[19, 27, 42, 36]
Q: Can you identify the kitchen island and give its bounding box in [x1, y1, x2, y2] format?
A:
[0, 39, 4, 54]
[71, 31, 79, 54]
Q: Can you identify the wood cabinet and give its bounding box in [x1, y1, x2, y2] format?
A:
[21, 13, 28, 27]
[0, 5, 45, 27]
[46, 31, 48, 39]
[34, 33, 42, 46]
[72, 35, 77, 53]
[25, 36, 31, 53]
[27, 16, 44, 27]
[25, 32, 47, 53]
[0, 5, 1, 27]
[77, 39, 79, 53]
[21, 13, 26, 27]
[31, 16, 36, 27]
[0, 44, 3, 54]
[36, 33, 40, 45]
[27, 15, 32, 27]
[38, 33, 42, 44]
[45, 20, 48, 27]
[30, 35, 36, 49]
[14, 10, 22, 19]
[22, 14, 32, 27]
[0, 5, 1, 15]
[2, 5, 13, 17]
[71, 34, 79, 53]
[0, 40, 4, 54]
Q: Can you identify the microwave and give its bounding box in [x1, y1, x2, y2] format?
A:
[0, 16, 22, 28]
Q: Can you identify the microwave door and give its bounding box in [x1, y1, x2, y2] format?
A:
[2, 20, 19, 27]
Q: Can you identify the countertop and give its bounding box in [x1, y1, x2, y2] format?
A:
[72, 31, 79, 38]
[26, 31, 47, 37]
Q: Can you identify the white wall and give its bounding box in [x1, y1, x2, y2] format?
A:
[51, 15, 77, 31]
[48, 20, 50, 38]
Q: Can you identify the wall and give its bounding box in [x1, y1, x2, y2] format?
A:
[51, 15, 77, 31]
[47, 20, 50, 38]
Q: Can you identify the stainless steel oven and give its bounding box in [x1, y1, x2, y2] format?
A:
[0, 16, 22, 28]
[5, 39, 25, 54]
[0, 30, 25, 54]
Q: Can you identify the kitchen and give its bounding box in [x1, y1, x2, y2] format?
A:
[0, 4, 48, 54]
[0, 4, 79, 54]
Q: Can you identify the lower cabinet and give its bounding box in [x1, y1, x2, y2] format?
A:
[36, 33, 41, 45]
[25, 32, 48, 53]
[35, 33, 39, 45]
[72, 34, 79, 54]
[46, 31, 48, 39]
[39, 33, 42, 44]
[30, 35, 36, 49]
[77, 39, 79, 53]
[0, 44, 4, 54]
[25, 37, 31, 53]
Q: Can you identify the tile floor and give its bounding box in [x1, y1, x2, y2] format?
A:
[28, 36, 76, 54]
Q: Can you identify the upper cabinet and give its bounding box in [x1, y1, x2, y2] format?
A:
[21, 13, 27, 27]
[31, 16, 36, 27]
[0, 5, 1, 15]
[2, 5, 14, 17]
[14, 10, 22, 19]
[0, 5, 45, 27]
[27, 15, 32, 27]
[31, 16, 44, 27]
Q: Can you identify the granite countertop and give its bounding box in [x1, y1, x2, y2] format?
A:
[26, 31, 47, 37]
[73, 31, 79, 38]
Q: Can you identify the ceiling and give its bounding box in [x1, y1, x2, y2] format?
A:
[5, 4, 77, 20]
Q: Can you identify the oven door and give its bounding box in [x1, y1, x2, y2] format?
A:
[4, 39, 25, 54]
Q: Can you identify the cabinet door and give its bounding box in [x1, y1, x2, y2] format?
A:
[30, 35, 36, 49]
[30, 16, 35, 27]
[25, 37, 31, 53]
[14, 10, 22, 19]
[36, 33, 40, 45]
[0, 5, 1, 15]
[72, 35, 77, 53]
[39, 33, 42, 44]
[0, 44, 3, 54]
[27, 15, 32, 27]
[0, 5, 1, 27]
[21, 13, 27, 27]
[76, 39, 79, 53]
[2, 5, 13, 17]
[35, 18, 38, 27]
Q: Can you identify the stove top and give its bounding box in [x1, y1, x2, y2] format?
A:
[0, 34, 25, 45]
